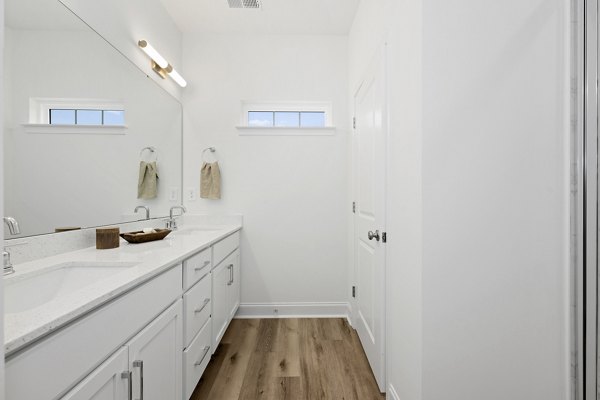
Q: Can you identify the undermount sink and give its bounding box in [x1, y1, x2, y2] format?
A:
[175, 226, 224, 235]
[4, 261, 139, 314]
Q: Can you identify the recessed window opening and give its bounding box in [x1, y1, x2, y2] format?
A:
[49, 109, 125, 126]
[247, 111, 327, 128]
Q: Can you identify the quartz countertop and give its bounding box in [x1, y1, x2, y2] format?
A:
[4, 223, 242, 356]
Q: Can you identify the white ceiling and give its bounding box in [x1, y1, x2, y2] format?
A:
[159, 0, 360, 35]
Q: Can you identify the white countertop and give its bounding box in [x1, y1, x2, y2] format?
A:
[4, 223, 242, 356]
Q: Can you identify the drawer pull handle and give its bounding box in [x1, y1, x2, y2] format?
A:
[227, 264, 234, 286]
[133, 360, 144, 400]
[194, 260, 211, 271]
[121, 371, 132, 400]
[194, 346, 211, 366]
[194, 298, 211, 314]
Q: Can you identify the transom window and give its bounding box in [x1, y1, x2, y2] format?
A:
[248, 111, 326, 128]
[240, 102, 333, 132]
[49, 109, 125, 126]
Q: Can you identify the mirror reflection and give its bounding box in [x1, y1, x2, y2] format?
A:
[3, 0, 183, 238]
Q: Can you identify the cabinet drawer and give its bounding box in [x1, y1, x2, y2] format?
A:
[183, 320, 212, 400]
[6, 265, 182, 400]
[183, 273, 212, 347]
[213, 231, 240, 268]
[183, 247, 211, 290]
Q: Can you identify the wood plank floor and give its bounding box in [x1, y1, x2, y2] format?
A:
[191, 318, 385, 400]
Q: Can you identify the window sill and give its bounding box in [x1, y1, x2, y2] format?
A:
[236, 126, 336, 136]
[22, 124, 128, 135]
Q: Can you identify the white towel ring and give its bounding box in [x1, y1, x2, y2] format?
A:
[202, 147, 217, 162]
[140, 146, 158, 162]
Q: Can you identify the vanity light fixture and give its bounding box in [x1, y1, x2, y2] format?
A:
[137, 39, 187, 88]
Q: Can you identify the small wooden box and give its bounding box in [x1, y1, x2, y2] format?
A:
[96, 227, 120, 249]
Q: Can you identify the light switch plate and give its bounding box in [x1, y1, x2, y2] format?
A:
[169, 187, 178, 202]
[186, 187, 197, 202]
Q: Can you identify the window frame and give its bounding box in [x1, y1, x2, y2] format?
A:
[24, 98, 127, 135]
[238, 101, 335, 135]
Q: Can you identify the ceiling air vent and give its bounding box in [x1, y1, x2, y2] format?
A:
[227, 0, 261, 9]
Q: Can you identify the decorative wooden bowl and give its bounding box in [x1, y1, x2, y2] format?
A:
[120, 229, 172, 244]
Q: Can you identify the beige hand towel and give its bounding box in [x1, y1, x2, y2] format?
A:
[201, 162, 221, 199]
[138, 161, 159, 199]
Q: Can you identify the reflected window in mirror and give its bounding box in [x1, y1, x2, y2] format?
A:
[48, 109, 125, 126]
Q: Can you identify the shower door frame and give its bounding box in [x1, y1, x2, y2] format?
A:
[583, 0, 599, 399]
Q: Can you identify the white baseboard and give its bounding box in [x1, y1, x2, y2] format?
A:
[235, 302, 350, 319]
[387, 384, 400, 400]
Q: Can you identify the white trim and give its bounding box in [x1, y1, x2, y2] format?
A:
[234, 302, 350, 319]
[387, 384, 400, 400]
[236, 126, 336, 136]
[22, 124, 127, 135]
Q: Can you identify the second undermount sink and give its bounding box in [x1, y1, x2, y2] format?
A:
[4, 261, 139, 314]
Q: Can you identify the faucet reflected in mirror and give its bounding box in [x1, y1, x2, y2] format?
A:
[166, 206, 187, 230]
[134, 206, 151, 220]
[3, 217, 20, 275]
[4, 217, 20, 236]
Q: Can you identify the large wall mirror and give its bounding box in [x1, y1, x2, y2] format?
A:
[3, 0, 183, 238]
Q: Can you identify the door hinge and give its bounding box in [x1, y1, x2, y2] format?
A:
[352, 286, 356, 298]
[353, 117, 356, 129]
[382, 232, 387, 243]
[352, 201, 356, 213]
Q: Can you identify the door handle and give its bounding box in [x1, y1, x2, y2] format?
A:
[368, 230, 380, 241]
[133, 360, 144, 400]
[121, 371, 132, 400]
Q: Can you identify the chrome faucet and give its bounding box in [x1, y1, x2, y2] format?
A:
[166, 206, 187, 230]
[134, 206, 150, 220]
[3, 217, 20, 236]
[3, 250, 14, 275]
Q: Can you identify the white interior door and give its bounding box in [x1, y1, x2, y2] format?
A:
[353, 46, 387, 392]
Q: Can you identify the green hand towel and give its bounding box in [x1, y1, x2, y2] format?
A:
[138, 161, 158, 199]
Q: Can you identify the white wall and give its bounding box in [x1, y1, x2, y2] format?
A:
[182, 34, 349, 310]
[349, 0, 571, 398]
[3, 28, 181, 237]
[421, 0, 570, 399]
[59, 0, 183, 100]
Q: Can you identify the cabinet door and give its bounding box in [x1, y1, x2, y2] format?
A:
[228, 249, 241, 320]
[212, 261, 230, 350]
[61, 348, 129, 400]
[128, 300, 182, 400]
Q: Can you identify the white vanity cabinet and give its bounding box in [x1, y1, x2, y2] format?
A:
[211, 232, 241, 350]
[6, 265, 182, 400]
[61, 348, 129, 400]
[62, 300, 183, 400]
[5, 227, 241, 400]
[127, 300, 183, 400]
